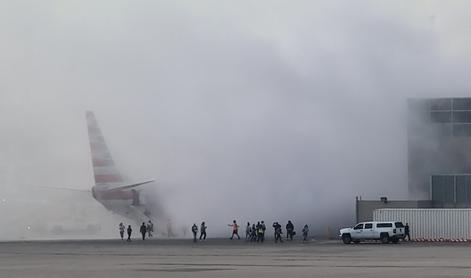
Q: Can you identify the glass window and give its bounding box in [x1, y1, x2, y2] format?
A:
[453, 112, 471, 123]
[377, 223, 393, 228]
[430, 111, 452, 123]
[453, 124, 471, 136]
[364, 223, 373, 229]
[394, 222, 404, 228]
[430, 98, 452, 110]
[431, 175, 455, 202]
[353, 224, 364, 230]
[453, 98, 471, 110]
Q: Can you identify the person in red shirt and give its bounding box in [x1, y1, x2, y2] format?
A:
[228, 220, 240, 240]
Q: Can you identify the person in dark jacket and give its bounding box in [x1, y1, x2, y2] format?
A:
[245, 222, 251, 240]
[250, 223, 257, 242]
[286, 220, 295, 240]
[140, 222, 147, 240]
[199, 222, 207, 240]
[119, 222, 125, 240]
[273, 222, 283, 243]
[192, 223, 198, 242]
[127, 225, 132, 241]
[404, 223, 410, 241]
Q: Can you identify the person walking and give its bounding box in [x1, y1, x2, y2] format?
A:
[273, 222, 283, 243]
[286, 220, 295, 240]
[245, 222, 251, 240]
[255, 222, 261, 242]
[228, 220, 240, 240]
[199, 222, 207, 240]
[273, 222, 277, 241]
[191, 223, 198, 242]
[127, 225, 132, 241]
[257, 221, 266, 243]
[250, 223, 257, 242]
[119, 222, 125, 240]
[302, 224, 309, 242]
[404, 223, 411, 241]
[140, 222, 147, 240]
[147, 220, 154, 238]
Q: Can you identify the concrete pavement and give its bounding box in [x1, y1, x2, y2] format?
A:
[1, 239, 470, 277]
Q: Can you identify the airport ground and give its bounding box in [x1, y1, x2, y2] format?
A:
[1, 238, 471, 278]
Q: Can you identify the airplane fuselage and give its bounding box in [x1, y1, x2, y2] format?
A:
[92, 186, 139, 209]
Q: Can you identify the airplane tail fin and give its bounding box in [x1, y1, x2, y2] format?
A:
[86, 111, 124, 186]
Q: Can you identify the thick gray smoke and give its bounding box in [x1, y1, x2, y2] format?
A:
[1, 1, 471, 239]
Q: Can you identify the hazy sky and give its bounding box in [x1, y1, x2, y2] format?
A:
[1, 0, 471, 237]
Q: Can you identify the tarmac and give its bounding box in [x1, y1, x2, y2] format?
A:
[1, 238, 471, 278]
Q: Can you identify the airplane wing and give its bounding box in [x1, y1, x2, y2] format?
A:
[42, 179, 155, 193]
[40, 186, 90, 193]
[107, 179, 155, 192]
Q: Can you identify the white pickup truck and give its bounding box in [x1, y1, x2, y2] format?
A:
[339, 221, 405, 244]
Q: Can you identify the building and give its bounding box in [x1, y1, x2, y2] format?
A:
[408, 97, 471, 205]
[356, 97, 471, 222]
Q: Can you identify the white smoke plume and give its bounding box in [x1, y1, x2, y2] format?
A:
[1, 0, 471, 239]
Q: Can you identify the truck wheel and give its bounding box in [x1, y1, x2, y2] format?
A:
[380, 233, 389, 244]
[342, 234, 351, 244]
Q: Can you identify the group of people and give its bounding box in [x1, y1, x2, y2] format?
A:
[227, 220, 310, 243]
[119, 219, 310, 243]
[271, 220, 296, 242]
[188, 220, 310, 243]
[245, 221, 267, 242]
[246, 220, 309, 243]
[119, 220, 154, 241]
[191, 222, 208, 242]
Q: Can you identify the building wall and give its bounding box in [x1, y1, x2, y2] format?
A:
[356, 200, 433, 223]
[374, 209, 471, 240]
[408, 98, 471, 200]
